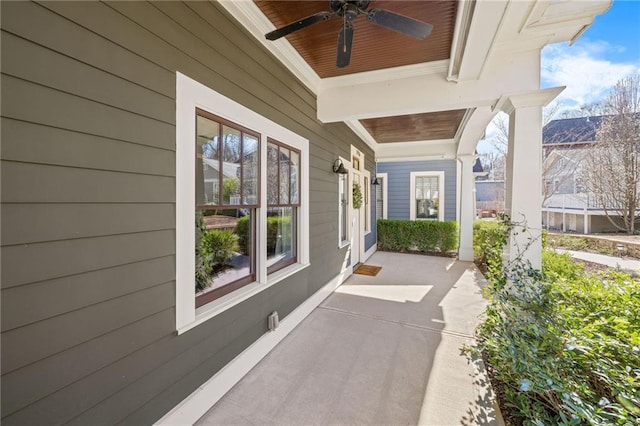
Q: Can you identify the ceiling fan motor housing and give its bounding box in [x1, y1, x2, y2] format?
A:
[330, 0, 371, 15]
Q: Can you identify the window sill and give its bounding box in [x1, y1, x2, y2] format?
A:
[177, 262, 310, 335]
[338, 240, 351, 249]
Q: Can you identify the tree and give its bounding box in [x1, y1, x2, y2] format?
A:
[485, 101, 578, 204]
[581, 75, 640, 234]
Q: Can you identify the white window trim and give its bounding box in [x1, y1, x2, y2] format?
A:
[364, 169, 371, 235]
[409, 171, 445, 221]
[337, 156, 351, 248]
[176, 72, 309, 334]
[376, 173, 388, 220]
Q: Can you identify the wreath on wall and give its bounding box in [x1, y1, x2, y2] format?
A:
[352, 182, 363, 209]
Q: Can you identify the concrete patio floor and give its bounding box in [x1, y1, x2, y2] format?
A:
[196, 251, 502, 425]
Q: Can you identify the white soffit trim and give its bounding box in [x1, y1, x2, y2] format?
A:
[320, 60, 450, 90]
[345, 120, 378, 151]
[218, 0, 321, 93]
[522, 0, 612, 31]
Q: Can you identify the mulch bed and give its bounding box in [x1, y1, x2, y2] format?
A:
[482, 351, 523, 426]
[203, 215, 238, 230]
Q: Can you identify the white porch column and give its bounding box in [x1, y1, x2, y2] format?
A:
[500, 88, 564, 270]
[458, 155, 476, 261]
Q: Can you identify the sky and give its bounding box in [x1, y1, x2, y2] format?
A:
[478, 0, 640, 153]
[541, 0, 640, 109]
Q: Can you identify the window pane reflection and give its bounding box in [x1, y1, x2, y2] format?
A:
[415, 176, 439, 219]
[196, 115, 220, 206]
[290, 150, 299, 204]
[279, 148, 290, 204]
[242, 134, 258, 205]
[267, 143, 279, 205]
[266, 207, 296, 273]
[222, 126, 242, 205]
[195, 208, 255, 307]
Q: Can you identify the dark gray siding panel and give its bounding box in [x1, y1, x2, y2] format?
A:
[1, 1, 373, 425]
[377, 160, 458, 221]
[1, 118, 175, 176]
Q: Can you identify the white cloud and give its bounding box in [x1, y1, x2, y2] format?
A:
[541, 41, 640, 107]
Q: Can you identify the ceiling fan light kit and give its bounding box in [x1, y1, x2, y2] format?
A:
[265, 0, 433, 68]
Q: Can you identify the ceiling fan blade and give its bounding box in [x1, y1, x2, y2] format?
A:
[336, 22, 354, 68]
[366, 8, 433, 39]
[265, 11, 334, 41]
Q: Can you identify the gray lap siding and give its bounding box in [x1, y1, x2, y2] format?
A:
[0, 1, 372, 424]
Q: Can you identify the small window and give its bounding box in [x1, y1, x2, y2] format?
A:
[364, 175, 370, 233]
[375, 174, 387, 220]
[338, 172, 349, 245]
[267, 139, 300, 274]
[410, 171, 444, 221]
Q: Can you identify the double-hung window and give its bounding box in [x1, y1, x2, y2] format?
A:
[410, 171, 445, 221]
[176, 72, 309, 333]
[195, 110, 259, 307]
[266, 139, 300, 274]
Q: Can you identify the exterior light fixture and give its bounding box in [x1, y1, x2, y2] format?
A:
[332, 159, 348, 174]
[371, 177, 380, 185]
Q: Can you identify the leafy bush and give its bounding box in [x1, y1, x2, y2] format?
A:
[266, 215, 292, 255]
[473, 220, 508, 280]
[201, 229, 238, 273]
[377, 219, 458, 254]
[236, 216, 250, 254]
[235, 215, 293, 255]
[195, 212, 213, 291]
[473, 240, 640, 424]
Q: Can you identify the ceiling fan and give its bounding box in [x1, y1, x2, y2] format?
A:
[265, 0, 433, 68]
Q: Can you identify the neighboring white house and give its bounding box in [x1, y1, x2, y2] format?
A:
[541, 116, 624, 234]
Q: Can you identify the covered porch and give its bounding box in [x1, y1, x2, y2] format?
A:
[223, 0, 612, 269]
[162, 251, 500, 425]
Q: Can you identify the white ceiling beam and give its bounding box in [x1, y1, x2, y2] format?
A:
[317, 49, 540, 123]
[455, 0, 509, 81]
[376, 140, 457, 162]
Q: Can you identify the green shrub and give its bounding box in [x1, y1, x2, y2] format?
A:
[473, 220, 508, 280]
[235, 215, 293, 256]
[267, 215, 292, 255]
[195, 212, 213, 291]
[201, 229, 238, 272]
[377, 219, 458, 254]
[236, 216, 250, 254]
[473, 243, 640, 425]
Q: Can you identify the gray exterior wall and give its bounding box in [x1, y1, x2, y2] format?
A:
[0, 2, 373, 424]
[376, 160, 458, 221]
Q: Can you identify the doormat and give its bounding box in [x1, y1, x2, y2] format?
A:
[354, 264, 382, 276]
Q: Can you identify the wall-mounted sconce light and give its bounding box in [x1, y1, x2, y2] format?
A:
[371, 177, 380, 186]
[332, 159, 348, 174]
